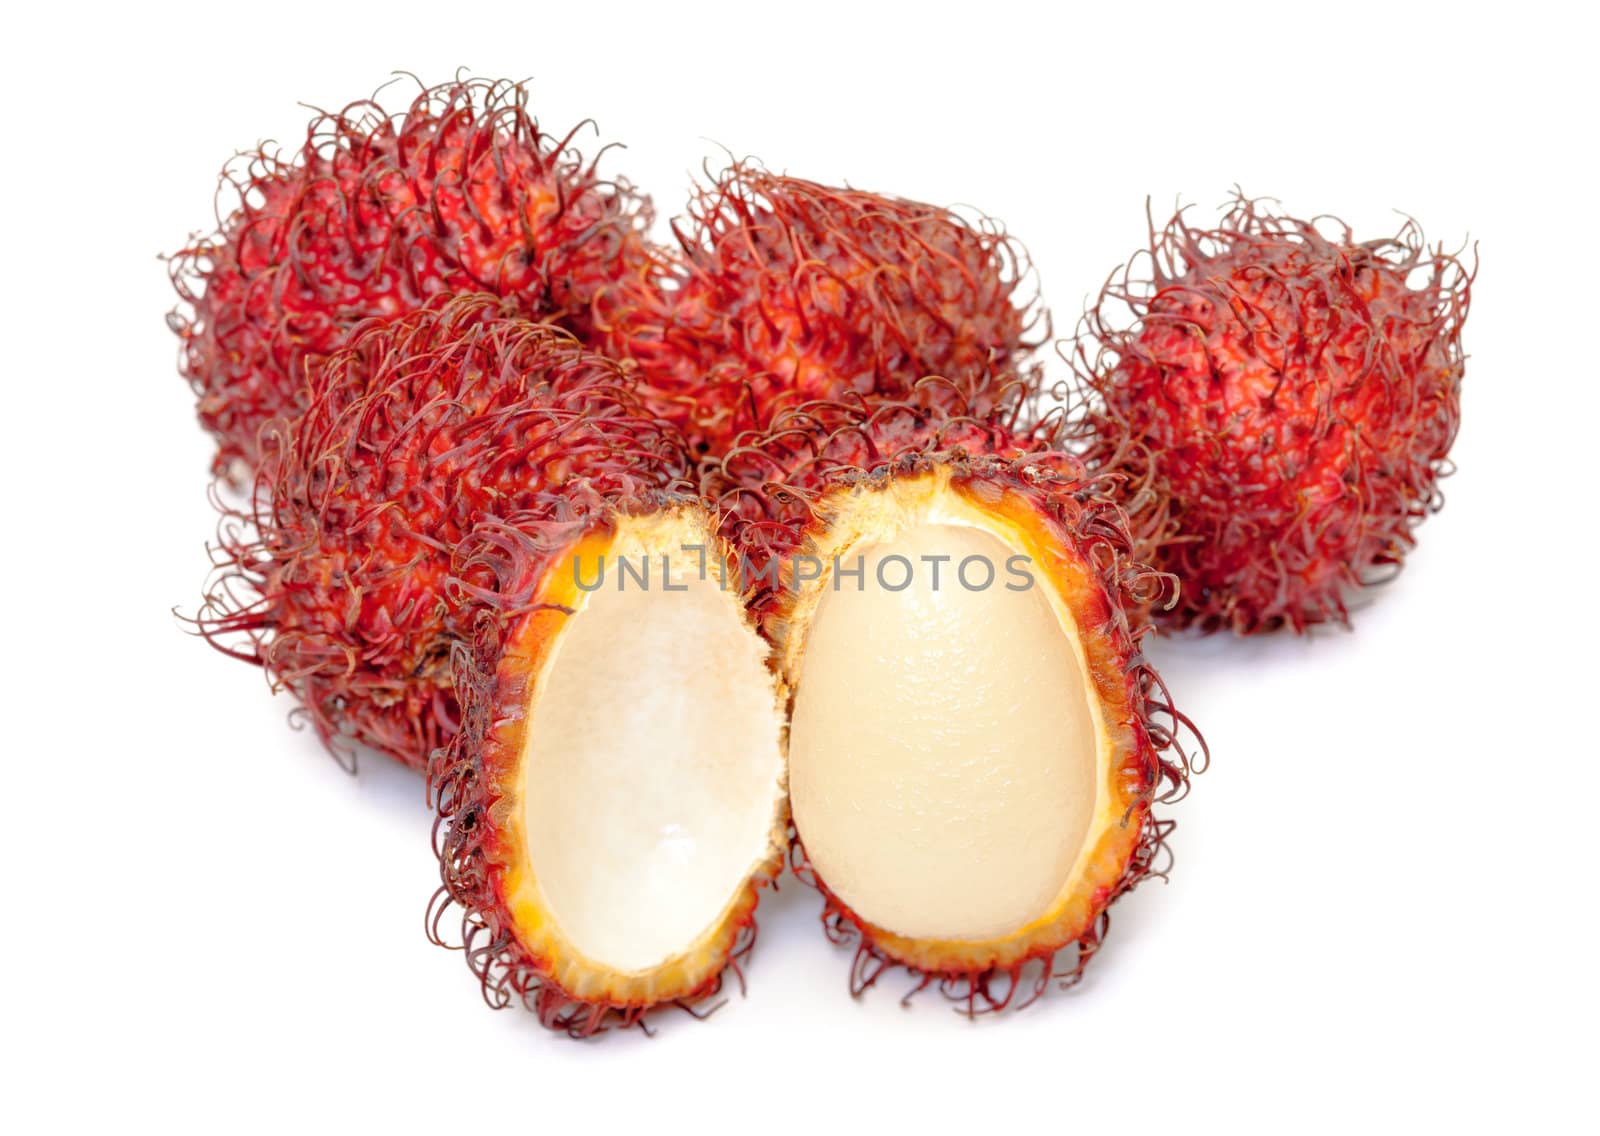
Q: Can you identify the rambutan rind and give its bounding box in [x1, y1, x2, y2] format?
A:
[428, 508, 790, 1043]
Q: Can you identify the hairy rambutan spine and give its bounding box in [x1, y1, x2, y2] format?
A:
[168, 76, 657, 479]
[707, 395, 1205, 1010]
[1069, 193, 1475, 633]
[596, 163, 1048, 455]
[193, 294, 691, 769]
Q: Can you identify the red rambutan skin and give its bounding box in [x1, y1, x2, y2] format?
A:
[595, 165, 1046, 456]
[1073, 195, 1474, 634]
[196, 294, 691, 769]
[169, 77, 656, 480]
[705, 394, 1204, 1012]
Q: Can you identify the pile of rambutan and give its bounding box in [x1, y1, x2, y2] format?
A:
[170, 76, 1470, 1038]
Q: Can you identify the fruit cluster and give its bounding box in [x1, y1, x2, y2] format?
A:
[173, 77, 1469, 1037]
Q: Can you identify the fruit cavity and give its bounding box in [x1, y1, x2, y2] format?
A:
[430, 506, 787, 1035]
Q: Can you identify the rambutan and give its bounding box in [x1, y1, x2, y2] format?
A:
[429, 506, 787, 1036]
[1072, 195, 1474, 633]
[168, 77, 655, 480]
[596, 164, 1045, 455]
[197, 294, 691, 769]
[705, 395, 1203, 1012]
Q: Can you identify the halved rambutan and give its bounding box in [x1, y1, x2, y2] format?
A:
[595, 164, 1044, 455]
[198, 294, 690, 769]
[429, 506, 787, 1036]
[169, 77, 655, 480]
[708, 397, 1202, 1011]
[1072, 195, 1474, 633]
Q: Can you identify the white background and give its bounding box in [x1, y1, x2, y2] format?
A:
[3, 2, 1594, 1130]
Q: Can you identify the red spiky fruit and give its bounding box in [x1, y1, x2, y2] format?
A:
[1074, 195, 1474, 634]
[169, 77, 655, 480]
[198, 294, 691, 768]
[596, 165, 1044, 455]
[705, 395, 1203, 1012]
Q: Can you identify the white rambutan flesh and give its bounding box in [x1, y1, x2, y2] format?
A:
[789, 519, 1102, 942]
[521, 520, 787, 973]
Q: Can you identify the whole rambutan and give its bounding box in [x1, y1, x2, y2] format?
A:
[169, 77, 656, 480]
[197, 294, 691, 769]
[1072, 194, 1474, 634]
[704, 394, 1203, 1012]
[595, 164, 1045, 456]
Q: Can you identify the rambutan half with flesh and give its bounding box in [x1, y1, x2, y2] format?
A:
[197, 294, 692, 769]
[706, 394, 1203, 1012]
[595, 164, 1045, 455]
[429, 505, 787, 1036]
[169, 76, 655, 480]
[1071, 194, 1474, 633]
